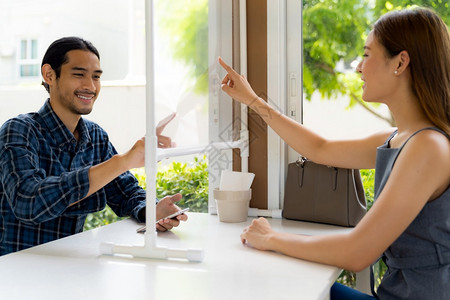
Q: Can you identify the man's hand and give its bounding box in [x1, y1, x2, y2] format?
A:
[156, 113, 176, 148]
[155, 193, 187, 231]
[122, 137, 146, 170]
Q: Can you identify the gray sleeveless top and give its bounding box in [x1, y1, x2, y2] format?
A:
[373, 127, 450, 299]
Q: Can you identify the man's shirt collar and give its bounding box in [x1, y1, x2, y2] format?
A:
[38, 99, 91, 149]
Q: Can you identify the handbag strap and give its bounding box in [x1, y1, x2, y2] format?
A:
[295, 157, 306, 188]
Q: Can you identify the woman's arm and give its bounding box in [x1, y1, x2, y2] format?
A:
[243, 97, 391, 169]
[241, 130, 450, 272]
[219, 57, 391, 169]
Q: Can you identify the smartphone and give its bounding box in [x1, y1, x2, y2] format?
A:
[136, 208, 189, 233]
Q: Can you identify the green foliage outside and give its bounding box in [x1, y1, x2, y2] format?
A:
[83, 205, 126, 231]
[83, 155, 208, 231]
[361, 168, 375, 210]
[303, 0, 449, 126]
[302, 0, 369, 102]
[372, 0, 449, 21]
[134, 155, 209, 212]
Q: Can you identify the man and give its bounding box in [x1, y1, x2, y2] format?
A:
[0, 37, 186, 256]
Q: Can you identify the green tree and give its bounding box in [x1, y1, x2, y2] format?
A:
[302, 0, 368, 98]
[373, 0, 449, 21]
[303, 0, 449, 126]
[303, 0, 392, 125]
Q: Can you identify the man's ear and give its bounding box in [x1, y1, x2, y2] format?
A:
[41, 64, 56, 86]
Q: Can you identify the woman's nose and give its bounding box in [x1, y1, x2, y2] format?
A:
[356, 61, 362, 73]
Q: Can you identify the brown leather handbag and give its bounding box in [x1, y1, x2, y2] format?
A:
[282, 156, 367, 227]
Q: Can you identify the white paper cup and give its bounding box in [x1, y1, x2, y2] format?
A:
[213, 188, 251, 223]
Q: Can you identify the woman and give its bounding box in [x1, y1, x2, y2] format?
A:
[219, 7, 450, 299]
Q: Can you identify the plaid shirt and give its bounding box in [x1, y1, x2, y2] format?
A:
[0, 100, 146, 255]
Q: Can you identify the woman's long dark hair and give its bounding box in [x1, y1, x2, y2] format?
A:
[374, 7, 450, 135]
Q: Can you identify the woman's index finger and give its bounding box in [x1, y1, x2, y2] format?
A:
[218, 57, 239, 76]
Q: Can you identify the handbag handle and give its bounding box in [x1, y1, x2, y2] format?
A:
[295, 157, 305, 188]
[296, 156, 338, 191]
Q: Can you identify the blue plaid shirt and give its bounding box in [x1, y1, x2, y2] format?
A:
[0, 99, 146, 255]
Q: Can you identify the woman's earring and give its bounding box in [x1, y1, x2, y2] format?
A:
[394, 70, 398, 75]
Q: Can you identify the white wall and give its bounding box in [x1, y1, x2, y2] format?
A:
[303, 93, 392, 140]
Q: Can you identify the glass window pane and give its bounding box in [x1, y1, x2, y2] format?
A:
[20, 40, 27, 59]
[20, 64, 39, 77]
[154, 0, 209, 148]
[152, 0, 209, 212]
[302, 0, 391, 139]
[31, 39, 38, 59]
[302, 0, 449, 139]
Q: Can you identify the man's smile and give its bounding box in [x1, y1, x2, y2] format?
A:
[75, 91, 96, 102]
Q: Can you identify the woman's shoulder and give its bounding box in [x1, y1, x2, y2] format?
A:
[405, 128, 450, 153]
[414, 129, 450, 197]
[401, 128, 450, 190]
[397, 129, 449, 164]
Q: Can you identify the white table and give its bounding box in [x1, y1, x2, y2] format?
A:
[0, 213, 352, 300]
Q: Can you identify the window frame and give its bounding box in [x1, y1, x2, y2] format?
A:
[17, 38, 40, 79]
[267, 0, 302, 209]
